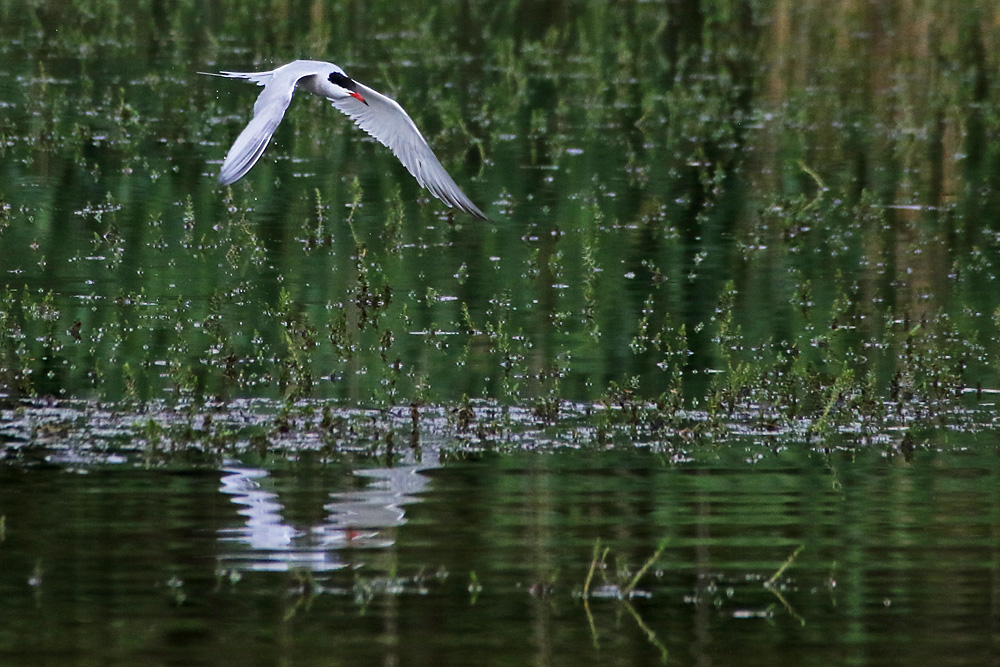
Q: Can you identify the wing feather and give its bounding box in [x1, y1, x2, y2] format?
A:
[331, 83, 487, 220]
[216, 69, 300, 186]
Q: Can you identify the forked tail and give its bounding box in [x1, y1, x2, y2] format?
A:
[197, 69, 275, 87]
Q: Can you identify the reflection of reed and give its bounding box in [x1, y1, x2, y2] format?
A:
[761, 0, 998, 209]
[218, 447, 439, 572]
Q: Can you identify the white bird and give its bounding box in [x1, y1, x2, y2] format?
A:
[203, 60, 487, 220]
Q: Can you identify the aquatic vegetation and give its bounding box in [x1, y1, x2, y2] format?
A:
[3, 4, 1000, 666]
[582, 537, 667, 601]
[0, 2, 998, 444]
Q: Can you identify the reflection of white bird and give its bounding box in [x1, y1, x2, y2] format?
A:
[202, 59, 487, 219]
[218, 442, 440, 572]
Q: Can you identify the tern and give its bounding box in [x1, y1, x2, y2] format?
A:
[203, 60, 487, 220]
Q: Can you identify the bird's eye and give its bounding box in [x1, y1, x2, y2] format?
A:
[328, 72, 356, 91]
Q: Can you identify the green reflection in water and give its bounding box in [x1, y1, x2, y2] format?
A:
[0, 1, 998, 425]
[2, 2, 1000, 662]
[0, 3, 997, 417]
[0, 438, 998, 665]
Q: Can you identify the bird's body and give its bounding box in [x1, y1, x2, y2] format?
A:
[203, 60, 487, 220]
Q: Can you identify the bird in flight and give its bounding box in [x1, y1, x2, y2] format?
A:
[203, 60, 487, 220]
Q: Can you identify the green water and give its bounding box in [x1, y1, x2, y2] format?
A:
[1, 439, 999, 665]
[2, 0, 1000, 664]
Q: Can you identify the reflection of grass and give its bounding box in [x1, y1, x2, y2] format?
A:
[582, 537, 666, 600]
[468, 570, 482, 604]
[582, 538, 669, 663]
[765, 545, 806, 626]
[0, 2, 997, 444]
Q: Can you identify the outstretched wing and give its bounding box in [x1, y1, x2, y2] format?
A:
[213, 68, 302, 186]
[331, 82, 487, 220]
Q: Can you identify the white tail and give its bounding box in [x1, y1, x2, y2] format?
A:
[198, 69, 275, 87]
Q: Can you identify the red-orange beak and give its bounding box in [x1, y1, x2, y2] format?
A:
[350, 91, 368, 106]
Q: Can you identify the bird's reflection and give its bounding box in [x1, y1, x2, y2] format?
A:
[218, 447, 439, 572]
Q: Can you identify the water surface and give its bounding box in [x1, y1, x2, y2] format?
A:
[2, 1, 1000, 665]
[1, 432, 998, 665]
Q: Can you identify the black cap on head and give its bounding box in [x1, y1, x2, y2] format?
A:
[328, 72, 357, 91]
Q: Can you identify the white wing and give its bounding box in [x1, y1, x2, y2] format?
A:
[331, 82, 487, 220]
[213, 66, 313, 186]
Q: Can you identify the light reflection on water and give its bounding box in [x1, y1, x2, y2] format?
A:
[218, 446, 439, 571]
[0, 434, 997, 664]
[2, 1, 1000, 664]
